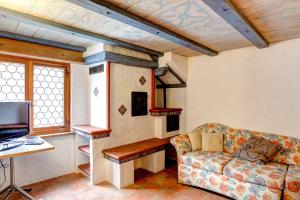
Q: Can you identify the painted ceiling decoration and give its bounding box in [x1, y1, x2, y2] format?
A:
[0, 0, 299, 57]
[66, 0, 218, 56]
[0, 6, 163, 57]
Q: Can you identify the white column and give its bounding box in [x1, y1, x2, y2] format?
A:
[90, 138, 107, 185]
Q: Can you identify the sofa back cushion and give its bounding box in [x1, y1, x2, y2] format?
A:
[201, 132, 223, 152]
[194, 123, 241, 153]
[233, 136, 281, 164]
[187, 131, 202, 151]
[252, 131, 300, 166]
[194, 123, 300, 166]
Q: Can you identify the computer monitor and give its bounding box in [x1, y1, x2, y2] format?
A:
[0, 102, 30, 142]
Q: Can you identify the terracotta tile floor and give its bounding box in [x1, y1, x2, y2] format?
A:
[5, 163, 230, 200]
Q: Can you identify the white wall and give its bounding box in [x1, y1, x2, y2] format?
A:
[187, 38, 300, 138]
[0, 63, 89, 189]
[71, 64, 90, 126]
[89, 63, 108, 128]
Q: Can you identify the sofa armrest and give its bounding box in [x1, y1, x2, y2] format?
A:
[170, 134, 192, 164]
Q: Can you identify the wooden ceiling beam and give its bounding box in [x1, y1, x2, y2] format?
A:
[66, 0, 218, 56]
[0, 30, 86, 52]
[202, 0, 268, 48]
[0, 6, 163, 57]
[84, 51, 158, 69]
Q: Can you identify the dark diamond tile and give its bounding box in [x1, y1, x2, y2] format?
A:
[139, 76, 146, 86]
[118, 104, 127, 116]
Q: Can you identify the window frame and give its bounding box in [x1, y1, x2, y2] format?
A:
[0, 54, 71, 135]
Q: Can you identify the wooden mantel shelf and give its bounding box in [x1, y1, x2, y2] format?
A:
[149, 108, 182, 116]
[73, 125, 111, 139]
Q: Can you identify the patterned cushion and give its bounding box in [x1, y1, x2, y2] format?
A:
[178, 164, 282, 200]
[182, 151, 233, 174]
[195, 123, 300, 166]
[224, 158, 288, 190]
[268, 136, 300, 166]
[233, 136, 281, 164]
[284, 165, 300, 200]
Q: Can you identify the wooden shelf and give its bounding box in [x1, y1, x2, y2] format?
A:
[78, 145, 90, 157]
[149, 108, 182, 116]
[0, 123, 29, 129]
[73, 125, 111, 139]
[78, 163, 90, 177]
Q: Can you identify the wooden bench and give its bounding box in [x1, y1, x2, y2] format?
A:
[102, 137, 170, 163]
[102, 137, 170, 188]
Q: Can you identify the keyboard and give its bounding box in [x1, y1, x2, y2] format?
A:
[0, 141, 24, 151]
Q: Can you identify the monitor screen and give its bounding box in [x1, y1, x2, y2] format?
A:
[0, 102, 30, 141]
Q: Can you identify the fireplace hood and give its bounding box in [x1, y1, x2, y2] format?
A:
[154, 64, 186, 109]
[155, 64, 186, 89]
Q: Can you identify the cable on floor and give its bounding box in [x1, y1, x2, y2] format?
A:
[0, 159, 8, 188]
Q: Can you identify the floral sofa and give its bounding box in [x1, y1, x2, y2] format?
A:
[170, 123, 300, 200]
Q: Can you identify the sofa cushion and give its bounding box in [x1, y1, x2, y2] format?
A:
[224, 158, 287, 190]
[284, 165, 300, 200]
[188, 131, 202, 151]
[182, 151, 233, 174]
[178, 164, 282, 200]
[233, 136, 281, 164]
[202, 132, 223, 152]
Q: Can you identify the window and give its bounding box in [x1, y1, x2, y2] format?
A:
[0, 55, 70, 135]
[0, 60, 25, 101]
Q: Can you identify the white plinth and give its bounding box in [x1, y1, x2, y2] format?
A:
[140, 150, 165, 173]
[105, 159, 134, 189]
[105, 150, 165, 189]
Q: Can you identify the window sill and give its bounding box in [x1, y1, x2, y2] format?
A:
[39, 132, 74, 138]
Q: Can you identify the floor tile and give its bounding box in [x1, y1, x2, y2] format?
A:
[5, 163, 231, 200]
[75, 189, 101, 200]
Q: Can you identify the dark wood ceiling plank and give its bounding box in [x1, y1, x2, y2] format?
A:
[0, 38, 83, 62]
[66, 0, 218, 56]
[202, 0, 268, 48]
[0, 6, 163, 57]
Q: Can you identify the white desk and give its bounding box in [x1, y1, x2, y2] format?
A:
[0, 140, 54, 200]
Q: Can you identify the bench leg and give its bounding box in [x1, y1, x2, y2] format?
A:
[106, 160, 134, 189]
[141, 150, 165, 173]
